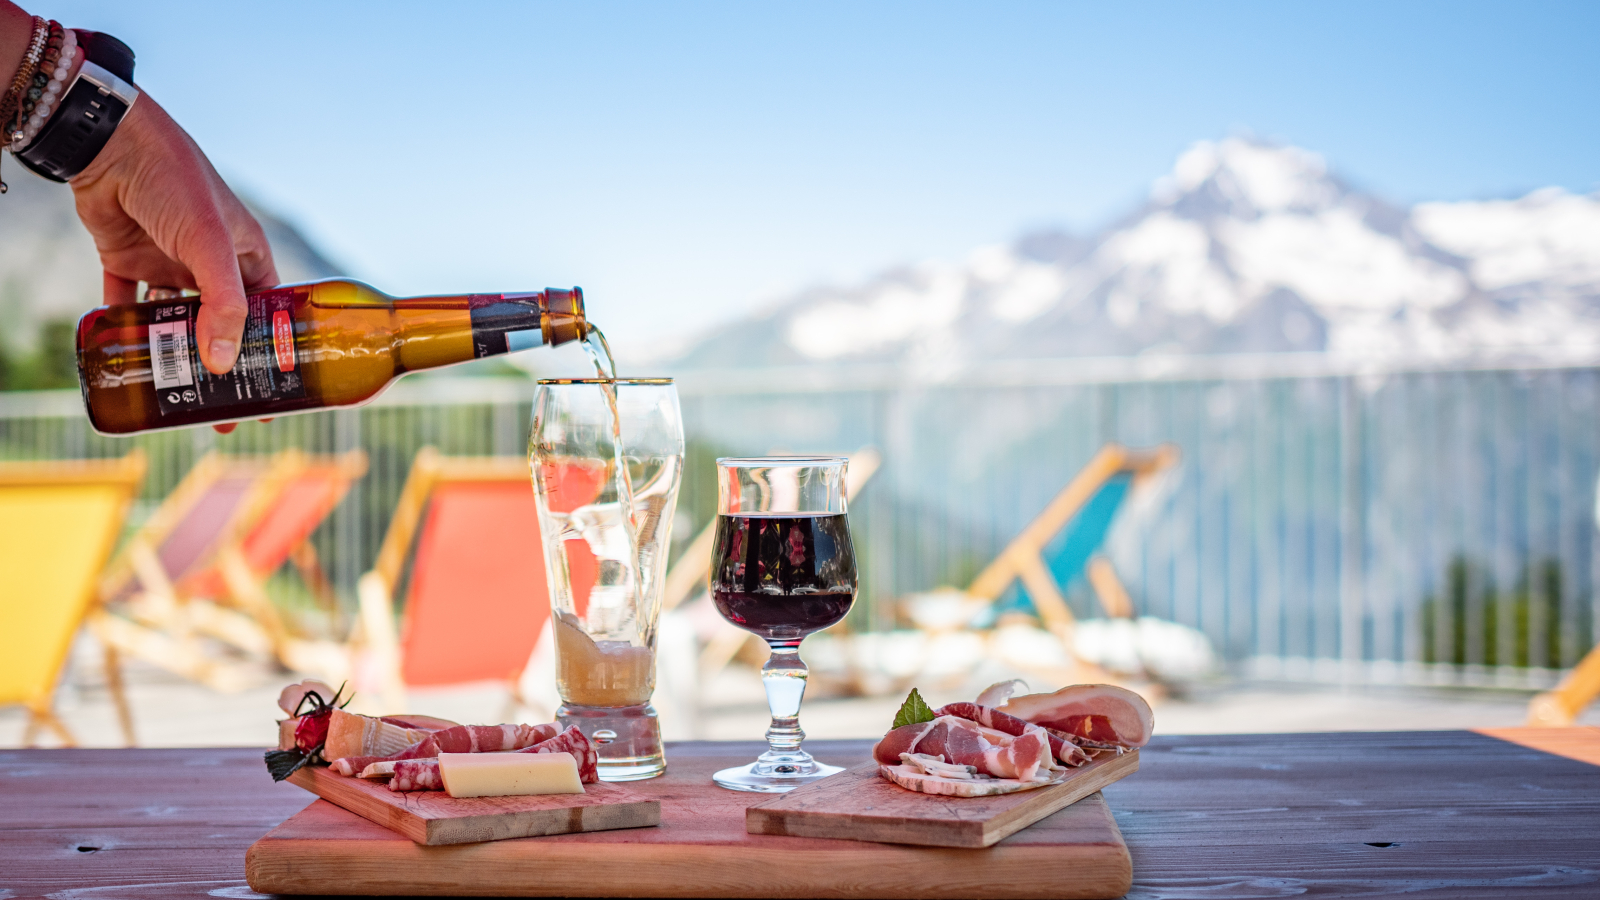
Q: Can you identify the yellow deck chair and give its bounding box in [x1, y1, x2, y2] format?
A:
[0, 452, 146, 746]
[1528, 647, 1600, 726]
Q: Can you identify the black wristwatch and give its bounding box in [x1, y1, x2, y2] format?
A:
[15, 31, 138, 183]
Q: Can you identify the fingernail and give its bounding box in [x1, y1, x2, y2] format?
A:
[210, 339, 238, 369]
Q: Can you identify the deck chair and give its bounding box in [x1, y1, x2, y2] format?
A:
[352, 448, 586, 718]
[955, 443, 1178, 685]
[1528, 645, 1600, 726]
[94, 449, 365, 689]
[0, 452, 146, 746]
[967, 443, 1178, 629]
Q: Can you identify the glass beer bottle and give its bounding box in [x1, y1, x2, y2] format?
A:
[76, 278, 587, 435]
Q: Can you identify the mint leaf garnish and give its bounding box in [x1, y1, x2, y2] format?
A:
[891, 687, 936, 730]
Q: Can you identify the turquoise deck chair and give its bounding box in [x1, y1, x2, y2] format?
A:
[968, 444, 1177, 633]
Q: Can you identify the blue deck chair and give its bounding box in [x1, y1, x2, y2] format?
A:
[967, 444, 1178, 633]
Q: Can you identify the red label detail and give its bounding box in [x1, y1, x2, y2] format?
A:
[272, 310, 295, 372]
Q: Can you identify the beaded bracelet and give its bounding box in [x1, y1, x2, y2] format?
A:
[0, 15, 48, 193]
[0, 16, 48, 139]
[11, 22, 67, 146]
[12, 27, 78, 150]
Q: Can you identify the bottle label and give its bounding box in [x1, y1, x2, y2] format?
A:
[151, 290, 309, 417]
[469, 293, 545, 358]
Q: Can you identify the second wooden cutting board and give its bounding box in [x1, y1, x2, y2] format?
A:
[746, 749, 1138, 848]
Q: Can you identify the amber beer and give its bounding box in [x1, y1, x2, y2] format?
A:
[76, 278, 587, 435]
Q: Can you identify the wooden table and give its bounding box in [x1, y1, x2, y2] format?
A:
[4, 730, 1598, 899]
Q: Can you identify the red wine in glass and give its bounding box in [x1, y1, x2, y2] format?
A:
[710, 513, 856, 641]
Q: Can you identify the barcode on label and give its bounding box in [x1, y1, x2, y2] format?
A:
[150, 320, 195, 390]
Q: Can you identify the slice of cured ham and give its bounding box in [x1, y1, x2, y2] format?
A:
[872, 715, 1056, 783]
[935, 702, 1093, 767]
[384, 726, 599, 792]
[878, 764, 1058, 797]
[997, 684, 1155, 749]
[330, 722, 561, 776]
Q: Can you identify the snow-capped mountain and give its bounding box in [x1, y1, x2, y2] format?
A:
[671, 138, 1600, 368]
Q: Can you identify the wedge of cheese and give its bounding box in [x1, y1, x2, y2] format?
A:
[438, 752, 586, 799]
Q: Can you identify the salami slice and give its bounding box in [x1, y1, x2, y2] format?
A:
[332, 722, 562, 776]
[389, 758, 445, 791]
[382, 726, 600, 792]
[516, 725, 600, 784]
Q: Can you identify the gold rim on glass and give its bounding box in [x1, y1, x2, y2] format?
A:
[536, 377, 674, 385]
[716, 455, 848, 466]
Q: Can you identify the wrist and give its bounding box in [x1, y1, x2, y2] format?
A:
[12, 29, 137, 183]
[0, 4, 32, 87]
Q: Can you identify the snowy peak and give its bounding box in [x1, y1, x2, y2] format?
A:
[671, 139, 1600, 369]
[1154, 138, 1341, 217]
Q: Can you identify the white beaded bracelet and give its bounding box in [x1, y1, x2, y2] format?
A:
[11, 29, 79, 151]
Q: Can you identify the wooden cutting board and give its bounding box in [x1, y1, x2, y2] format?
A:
[748, 749, 1138, 848]
[284, 763, 659, 845]
[248, 748, 1132, 898]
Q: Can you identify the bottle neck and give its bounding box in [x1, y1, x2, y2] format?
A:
[466, 289, 587, 360]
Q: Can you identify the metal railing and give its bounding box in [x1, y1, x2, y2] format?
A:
[5, 352, 1597, 687]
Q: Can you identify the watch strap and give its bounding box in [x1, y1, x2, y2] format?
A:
[15, 31, 137, 183]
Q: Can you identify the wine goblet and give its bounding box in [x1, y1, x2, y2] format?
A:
[708, 456, 856, 792]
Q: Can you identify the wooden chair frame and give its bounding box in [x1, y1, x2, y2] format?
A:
[1529, 646, 1600, 727]
[94, 449, 366, 690]
[2, 451, 146, 747]
[966, 443, 1179, 634]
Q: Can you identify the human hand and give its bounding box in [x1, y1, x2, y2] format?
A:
[69, 92, 277, 378]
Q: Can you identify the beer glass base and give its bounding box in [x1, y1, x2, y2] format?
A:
[556, 703, 666, 781]
[712, 757, 844, 793]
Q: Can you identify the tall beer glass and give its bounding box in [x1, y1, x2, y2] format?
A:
[530, 378, 683, 780]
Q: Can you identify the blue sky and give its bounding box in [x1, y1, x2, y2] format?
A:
[32, 1, 1600, 346]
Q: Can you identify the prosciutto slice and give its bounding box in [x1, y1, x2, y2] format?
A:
[872, 715, 1055, 783]
[997, 684, 1155, 749]
[384, 726, 599, 792]
[936, 701, 1092, 766]
[330, 722, 561, 776]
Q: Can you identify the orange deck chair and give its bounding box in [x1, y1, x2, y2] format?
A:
[353, 448, 597, 717]
[1, 452, 146, 746]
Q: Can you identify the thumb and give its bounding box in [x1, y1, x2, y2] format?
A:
[181, 212, 250, 375]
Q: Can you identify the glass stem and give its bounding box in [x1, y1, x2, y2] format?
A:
[762, 640, 808, 757]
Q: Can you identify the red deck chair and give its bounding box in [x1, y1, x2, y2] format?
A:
[353, 448, 596, 717]
[95, 450, 365, 688]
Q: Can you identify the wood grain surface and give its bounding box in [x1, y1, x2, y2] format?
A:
[247, 769, 1130, 899]
[4, 730, 1600, 900]
[745, 749, 1138, 847]
[285, 763, 659, 845]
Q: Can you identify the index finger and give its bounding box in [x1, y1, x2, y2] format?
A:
[176, 211, 249, 375]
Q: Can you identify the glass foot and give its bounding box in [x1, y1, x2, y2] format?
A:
[712, 752, 843, 793]
[557, 703, 666, 781]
